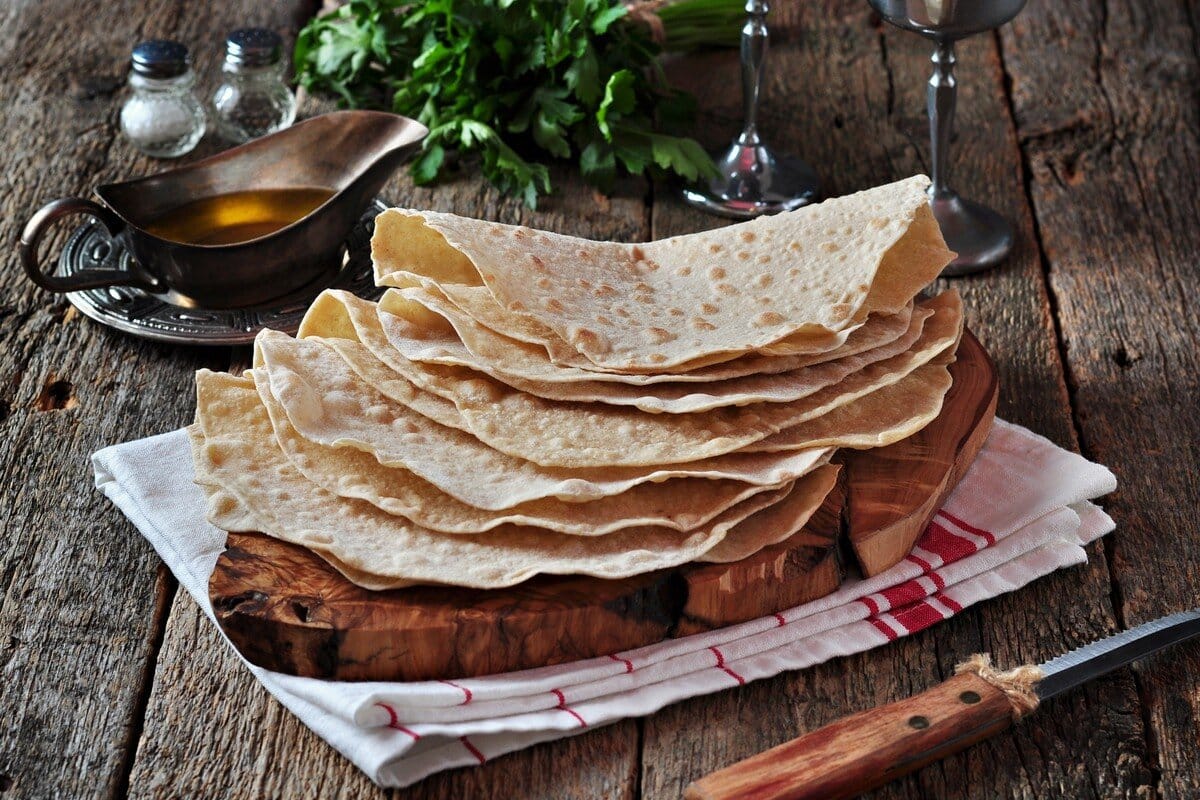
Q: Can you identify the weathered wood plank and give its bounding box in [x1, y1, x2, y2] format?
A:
[126, 137, 647, 794]
[641, 4, 1149, 798]
[1001, 2, 1200, 798]
[0, 1, 309, 797]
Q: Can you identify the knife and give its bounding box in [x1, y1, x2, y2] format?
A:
[685, 608, 1200, 800]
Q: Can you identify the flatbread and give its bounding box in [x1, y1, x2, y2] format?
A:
[356, 292, 933, 413]
[188, 173, 965, 590]
[432, 282, 757, 374]
[699, 465, 840, 563]
[192, 371, 833, 589]
[251, 368, 809, 535]
[373, 286, 915, 385]
[251, 337, 835, 506]
[325, 320, 956, 458]
[265, 291, 963, 468]
[371, 175, 951, 370]
[295, 288, 956, 461]
[740, 361, 954, 452]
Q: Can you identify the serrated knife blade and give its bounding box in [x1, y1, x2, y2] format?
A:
[1036, 608, 1200, 700]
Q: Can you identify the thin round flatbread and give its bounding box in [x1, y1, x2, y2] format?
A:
[251, 337, 837, 507]
[371, 175, 951, 370]
[263, 291, 962, 468]
[369, 285, 915, 385]
[251, 369, 809, 535]
[355, 292, 933, 413]
[741, 361, 954, 452]
[191, 371, 837, 588]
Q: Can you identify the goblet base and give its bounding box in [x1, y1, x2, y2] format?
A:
[930, 192, 1014, 276]
[683, 140, 819, 219]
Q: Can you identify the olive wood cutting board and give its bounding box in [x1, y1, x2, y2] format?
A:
[844, 330, 998, 576]
[209, 330, 996, 682]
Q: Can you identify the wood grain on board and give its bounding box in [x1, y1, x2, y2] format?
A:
[209, 498, 841, 682]
[844, 332, 997, 577]
[127, 589, 644, 800]
[674, 478, 844, 639]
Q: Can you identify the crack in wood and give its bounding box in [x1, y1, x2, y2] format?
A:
[110, 567, 178, 800]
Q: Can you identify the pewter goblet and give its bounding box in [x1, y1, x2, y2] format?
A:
[871, 0, 1026, 275]
[682, 0, 819, 218]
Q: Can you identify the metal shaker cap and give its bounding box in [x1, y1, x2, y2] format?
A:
[224, 28, 283, 67]
[131, 40, 191, 79]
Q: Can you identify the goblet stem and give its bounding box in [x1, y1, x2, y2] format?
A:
[737, 0, 769, 147]
[927, 40, 957, 199]
[681, 0, 817, 218]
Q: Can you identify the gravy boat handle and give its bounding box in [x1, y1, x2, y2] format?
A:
[21, 197, 164, 294]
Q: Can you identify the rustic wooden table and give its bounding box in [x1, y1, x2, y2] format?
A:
[3, 1, 1198, 797]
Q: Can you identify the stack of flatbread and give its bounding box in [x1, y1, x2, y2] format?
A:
[190, 175, 963, 590]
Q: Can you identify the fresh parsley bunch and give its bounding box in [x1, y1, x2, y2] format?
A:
[295, 0, 739, 207]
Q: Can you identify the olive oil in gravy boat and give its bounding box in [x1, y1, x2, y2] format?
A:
[21, 111, 427, 309]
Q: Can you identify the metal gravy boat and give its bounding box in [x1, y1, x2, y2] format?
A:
[21, 111, 427, 309]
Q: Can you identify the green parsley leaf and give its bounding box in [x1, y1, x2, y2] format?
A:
[294, 0, 736, 206]
[591, 4, 627, 35]
[597, 69, 637, 139]
[410, 143, 446, 184]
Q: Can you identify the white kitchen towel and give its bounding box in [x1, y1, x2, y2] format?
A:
[93, 418, 1115, 788]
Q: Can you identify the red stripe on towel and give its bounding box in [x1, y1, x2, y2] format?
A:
[939, 510, 997, 545]
[552, 689, 588, 728]
[870, 616, 899, 640]
[709, 646, 746, 685]
[905, 552, 934, 572]
[881, 579, 930, 610]
[439, 679, 473, 705]
[922, 522, 983, 564]
[460, 736, 486, 764]
[374, 703, 420, 740]
[936, 592, 964, 613]
[891, 600, 947, 633]
[607, 654, 635, 673]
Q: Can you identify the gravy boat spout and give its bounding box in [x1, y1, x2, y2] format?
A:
[21, 111, 427, 309]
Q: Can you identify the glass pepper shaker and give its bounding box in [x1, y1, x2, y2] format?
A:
[119, 40, 206, 158]
[211, 28, 297, 144]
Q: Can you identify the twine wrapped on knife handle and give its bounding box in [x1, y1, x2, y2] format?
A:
[955, 653, 1044, 719]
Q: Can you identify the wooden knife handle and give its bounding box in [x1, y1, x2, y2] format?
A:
[685, 672, 1018, 800]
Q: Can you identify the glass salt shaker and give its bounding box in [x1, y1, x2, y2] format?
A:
[119, 40, 206, 158]
[211, 28, 297, 144]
